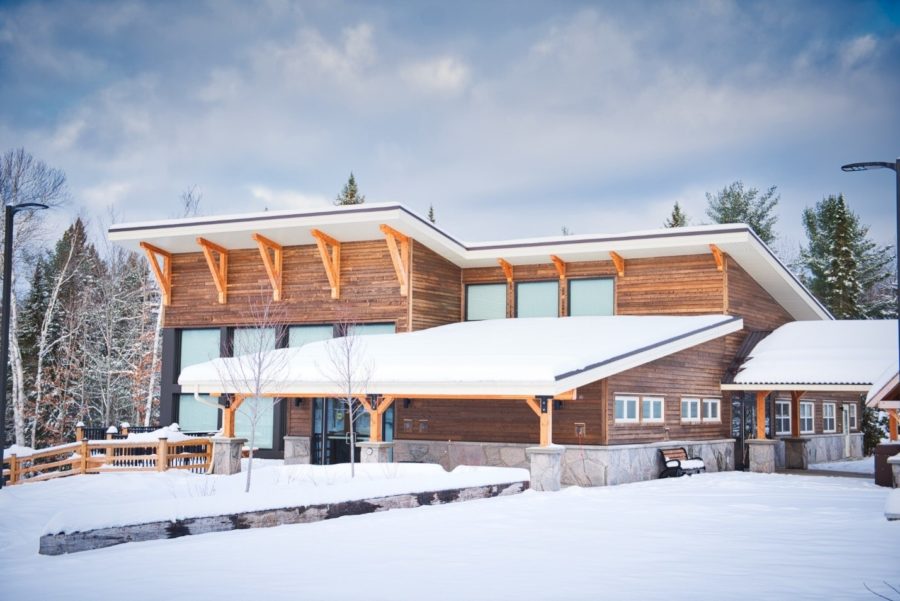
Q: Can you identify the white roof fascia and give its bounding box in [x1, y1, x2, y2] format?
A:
[720, 383, 874, 392]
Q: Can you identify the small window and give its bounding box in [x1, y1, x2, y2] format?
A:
[702, 398, 721, 422]
[642, 397, 665, 423]
[615, 395, 639, 423]
[516, 281, 559, 318]
[402, 419, 413, 433]
[568, 278, 614, 316]
[681, 398, 700, 422]
[848, 403, 858, 430]
[823, 403, 836, 433]
[418, 419, 429, 433]
[800, 402, 814, 434]
[466, 284, 507, 321]
[775, 401, 791, 435]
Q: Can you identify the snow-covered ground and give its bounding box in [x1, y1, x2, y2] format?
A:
[1, 466, 898, 601]
[809, 455, 875, 474]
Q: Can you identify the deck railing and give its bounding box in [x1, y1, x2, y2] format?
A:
[2, 437, 212, 486]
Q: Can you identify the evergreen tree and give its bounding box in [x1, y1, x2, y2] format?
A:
[705, 181, 779, 244]
[427, 204, 436, 224]
[664, 202, 688, 228]
[334, 172, 365, 206]
[799, 193, 895, 319]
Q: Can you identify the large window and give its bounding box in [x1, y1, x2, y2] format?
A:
[516, 281, 558, 318]
[681, 398, 700, 422]
[177, 393, 219, 433]
[235, 397, 275, 449]
[179, 328, 221, 375]
[800, 402, 814, 434]
[775, 401, 791, 435]
[466, 284, 506, 320]
[614, 395, 639, 423]
[288, 325, 334, 347]
[823, 402, 836, 433]
[178, 329, 222, 433]
[568, 278, 614, 317]
[233, 327, 277, 356]
[355, 323, 396, 336]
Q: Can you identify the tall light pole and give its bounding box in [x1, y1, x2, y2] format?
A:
[0, 202, 48, 489]
[841, 158, 900, 441]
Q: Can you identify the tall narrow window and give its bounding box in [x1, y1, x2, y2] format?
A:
[288, 325, 333, 348]
[823, 403, 836, 433]
[516, 281, 558, 318]
[775, 401, 791, 435]
[466, 284, 506, 320]
[177, 329, 221, 432]
[848, 403, 858, 430]
[232, 327, 278, 449]
[800, 402, 814, 434]
[568, 278, 614, 316]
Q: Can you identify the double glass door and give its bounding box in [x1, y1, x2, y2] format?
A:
[311, 398, 394, 464]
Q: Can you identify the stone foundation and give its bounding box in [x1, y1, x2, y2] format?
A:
[747, 439, 779, 473]
[775, 433, 863, 468]
[357, 441, 394, 463]
[782, 437, 810, 469]
[526, 446, 564, 491]
[888, 455, 900, 488]
[284, 436, 311, 465]
[393, 438, 735, 486]
[209, 437, 247, 475]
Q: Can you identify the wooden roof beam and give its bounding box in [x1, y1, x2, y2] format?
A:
[498, 258, 514, 284]
[609, 251, 625, 277]
[550, 255, 566, 280]
[252, 233, 283, 301]
[379, 224, 411, 297]
[197, 237, 229, 304]
[140, 242, 172, 306]
[311, 228, 341, 299]
[709, 244, 725, 271]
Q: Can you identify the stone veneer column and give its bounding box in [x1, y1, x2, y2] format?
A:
[888, 455, 900, 488]
[357, 441, 394, 463]
[284, 436, 311, 465]
[746, 440, 779, 473]
[782, 437, 810, 469]
[526, 446, 565, 491]
[209, 437, 246, 475]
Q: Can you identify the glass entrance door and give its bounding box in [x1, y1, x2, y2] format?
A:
[311, 398, 394, 465]
[732, 393, 757, 470]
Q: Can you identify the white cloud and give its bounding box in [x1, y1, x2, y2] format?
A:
[841, 34, 877, 70]
[247, 185, 331, 211]
[401, 56, 470, 94]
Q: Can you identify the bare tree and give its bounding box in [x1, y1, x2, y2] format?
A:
[321, 318, 373, 478]
[214, 290, 287, 492]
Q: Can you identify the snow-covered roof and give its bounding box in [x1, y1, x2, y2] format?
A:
[865, 364, 900, 408]
[108, 202, 830, 321]
[721, 320, 898, 392]
[178, 315, 743, 398]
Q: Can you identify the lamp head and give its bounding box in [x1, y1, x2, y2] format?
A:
[841, 161, 896, 172]
[10, 202, 49, 213]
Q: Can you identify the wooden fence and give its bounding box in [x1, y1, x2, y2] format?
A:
[2, 437, 212, 486]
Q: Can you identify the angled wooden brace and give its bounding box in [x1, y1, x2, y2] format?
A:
[609, 251, 625, 277]
[551, 255, 567, 316]
[380, 224, 411, 296]
[709, 244, 725, 271]
[311, 229, 341, 299]
[253, 233, 283, 301]
[140, 242, 172, 306]
[197, 237, 229, 304]
[498, 258, 514, 283]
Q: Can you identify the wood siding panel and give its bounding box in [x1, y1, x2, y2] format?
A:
[617, 255, 724, 316]
[287, 400, 312, 437]
[410, 241, 462, 331]
[164, 240, 409, 329]
[727, 259, 793, 331]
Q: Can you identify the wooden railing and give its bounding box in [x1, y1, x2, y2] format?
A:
[2, 437, 212, 486]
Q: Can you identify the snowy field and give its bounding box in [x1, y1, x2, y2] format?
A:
[810, 455, 875, 474]
[1, 465, 898, 601]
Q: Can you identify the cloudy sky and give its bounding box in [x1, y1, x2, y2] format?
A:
[1, 0, 898, 251]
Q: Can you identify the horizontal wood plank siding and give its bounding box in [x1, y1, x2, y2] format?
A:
[410, 241, 462, 331]
[727, 259, 793, 331]
[287, 400, 312, 437]
[164, 240, 409, 329]
[617, 255, 724, 316]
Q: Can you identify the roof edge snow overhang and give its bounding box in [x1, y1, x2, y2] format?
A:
[866, 371, 900, 407]
[109, 202, 830, 321]
[720, 383, 872, 392]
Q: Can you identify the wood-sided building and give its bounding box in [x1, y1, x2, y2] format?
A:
[108, 203, 861, 486]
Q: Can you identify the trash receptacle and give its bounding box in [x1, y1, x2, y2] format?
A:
[874, 443, 900, 487]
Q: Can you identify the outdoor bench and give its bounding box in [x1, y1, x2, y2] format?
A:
[659, 447, 706, 478]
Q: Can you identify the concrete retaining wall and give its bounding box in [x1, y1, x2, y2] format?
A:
[774, 433, 863, 468]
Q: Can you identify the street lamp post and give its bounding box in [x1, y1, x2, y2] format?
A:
[0, 203, 49, 489]
[841, 158, 900, 441]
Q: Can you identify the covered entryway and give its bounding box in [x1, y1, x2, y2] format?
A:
[311, 398, 395, 464]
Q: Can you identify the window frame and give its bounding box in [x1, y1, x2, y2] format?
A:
[514, 280, 559, 318]
[567, 277, 616, 317]
[680, 397, 701, 423]
[465, 283, 507, 321]
[848, 403, 858, 430]
[641, 396, 665, 423]
[702, 398, 721, 423]
[775, 400, 791, 435]
[614, 395, 640, 424]
[823, 402, 836, 433]
[800, 401, 815, 435]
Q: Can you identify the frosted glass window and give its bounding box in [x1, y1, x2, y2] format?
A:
[235, 397, 274, 449]
[233, 327, 277, 356]
[569, 278, 614, 316]
[289, 325, 334, 347]
[179, 329, 221, 374]
[466, 284, 507, 320]
[178, 393, 219, 433]
[516, 281, 558, 318]
[355, 323, 396, 336]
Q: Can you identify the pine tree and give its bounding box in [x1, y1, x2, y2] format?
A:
[334, 173, 365, 206]
[664, 202, 688, 228]
[705, 181, 779, 244]
[427, 204, 436, 224]
[799, 193, 895, 319]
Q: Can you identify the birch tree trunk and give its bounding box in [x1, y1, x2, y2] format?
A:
[9, 290, 27, 446]
[144, 297, 163, 427]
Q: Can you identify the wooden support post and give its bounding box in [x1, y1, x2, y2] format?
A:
[890, 409, 898, 442]
[8, 454, 17, 485]
[709, 244, 725, 272]
[311, 229, 341, 299]
[498, 259, 514, 317]
[80, 439, 89, 475]
[197, 237, 229, 304]
[222, 395, 246, 438]
[525, 397, 553, 447]
[75, 424, 84, 442]
[380, 224, 411, 297]
[790, 391, 803, 437]
[551, 255, 566, 316]
[157, 437, 169, 472]
[756, 391, 768, 439]
[252, 233, 283, 301]
[609, 251, 625, 277]
[140, 242, 172, 306]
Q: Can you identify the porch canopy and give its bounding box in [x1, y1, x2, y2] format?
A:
[721, 319, 898, 440]
[178, 314, 743, 445]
